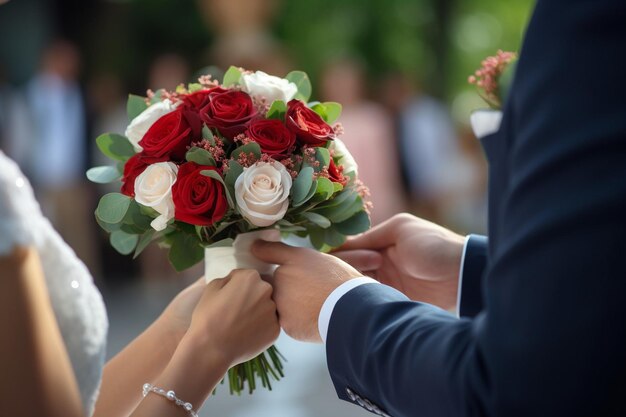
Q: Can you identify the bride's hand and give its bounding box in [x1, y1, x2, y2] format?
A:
[181, 269, 280, 369]
[157, 278, 205, 347]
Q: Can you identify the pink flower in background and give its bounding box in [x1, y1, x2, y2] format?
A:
[469, 50, 518, 109]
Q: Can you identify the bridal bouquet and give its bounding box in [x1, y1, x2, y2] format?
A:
[87, 67, 370, 394]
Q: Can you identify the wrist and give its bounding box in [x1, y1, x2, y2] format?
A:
[177, 329, 233, 373]
[152, 316, 186, 358]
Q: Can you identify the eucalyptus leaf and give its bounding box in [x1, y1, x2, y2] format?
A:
[328, 195, 364, 223]
[95, 215, 121, 233]
[86, 166, 121, 184]
[223, 66, 243, 87]
[266, 100, 287, 120]
[231, 142, 261, 161]
[285, 71, 312, 102]
[168, 232, 204, 272]
[323, 227, 347, 247]
[133, 229, 156, 259]
[127, 94, 148, 121]
[225, 160, 244, 189]
[300, 212, 331, 229]
[322, 102, 342, 124]
[334, 210, 370, 235]
[202, 125, 216, 146]
[314, 147, 330, 170]
[186, 147, 216, 166]
[188, 83, 203, 93]
[96, 193, 132, 224]
[96, 133, 135, 162]
[201, 169, 235, 208]
[315, 177, 335, 201]
[110, 230, 139, 255]
[291, 166, 314, 205]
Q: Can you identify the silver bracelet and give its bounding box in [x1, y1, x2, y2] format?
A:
[142, 383, 199, 417]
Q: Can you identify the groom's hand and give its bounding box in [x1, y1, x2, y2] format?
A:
[251, 242, 366, 343]
[334, 213, 465, 310]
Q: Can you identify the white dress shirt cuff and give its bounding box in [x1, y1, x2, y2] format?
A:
[455, 235, 472, 318]
[318, 277, 380, 343]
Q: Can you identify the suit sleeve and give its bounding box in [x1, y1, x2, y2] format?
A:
[325, 1, 626, 416]
[459, 235, 488, 318]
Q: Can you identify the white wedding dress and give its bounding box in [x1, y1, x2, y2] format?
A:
[0, 151, 108, 416]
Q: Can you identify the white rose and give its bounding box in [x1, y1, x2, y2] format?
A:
[235, 161, 292, 227]
[125, 99, 177, 152]
[134, 162, 178, 231]
[330, 138, 358, 175]
[241, 71, 298, 104]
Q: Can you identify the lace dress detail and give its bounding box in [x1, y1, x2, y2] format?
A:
[0, 151, 108, 416]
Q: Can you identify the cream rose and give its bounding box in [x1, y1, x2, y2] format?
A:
[330, 138, 358, 175]
[134, 162, 178, 231]
[235, 161, 292, 227]
[241, 71, 298, 104]
[125, 99, 177, 152]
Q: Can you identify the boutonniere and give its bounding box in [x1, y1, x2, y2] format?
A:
[468, 50, 517, 139]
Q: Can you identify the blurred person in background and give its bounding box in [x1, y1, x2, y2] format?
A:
[147, 53, 190, 92]
[381, 71, 483, 231]
[321, 57, 407, 225]
[13, 39, 100, 274]
[198, 0, 291, 76]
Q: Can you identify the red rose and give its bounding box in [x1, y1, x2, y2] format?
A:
[181, 87, 226, 114]
[201, 89, 258, 139]
[286, 100, 335, 147]
[172, 162, 228, 226]
[246, 119, 296, 159]
[120, 154, 167, 197]
[327, 159, 347, 186]
[139, 108, 202, 161]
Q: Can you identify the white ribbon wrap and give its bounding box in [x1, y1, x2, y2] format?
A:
[204, 230, 282, 283]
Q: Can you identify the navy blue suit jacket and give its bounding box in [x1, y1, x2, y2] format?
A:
[326, 1, 626, 415]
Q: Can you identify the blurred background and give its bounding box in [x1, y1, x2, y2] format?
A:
[0, 0, 533, 415]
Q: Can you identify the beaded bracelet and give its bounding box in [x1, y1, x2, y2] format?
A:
[142, 383, 199, 417]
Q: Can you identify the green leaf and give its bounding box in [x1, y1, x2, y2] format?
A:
[331, 195, 364, 223]
[86, 166, 121, 184]
[127, 94, 148, 121]
[285, 71, 312, 102]
[315, 177, 335, 200]
[202, 125, 216, 146]
[266, 100, 287, 120]
[334, 210, 370, 235]
[186, 147, 216, 166]
[110, 230, 139, 255]
[150, 89, 165, 104]
[168, 232, 204, 272]
[301, 212, 331, 229]
[231, 142, 261, 162]
[96, 193, 132, 224]
[95, 215, 121, 233]
[223, 66, 242, 87]
[188, 83, 202, 93]
[333, 182, 344, 193]
[294, 179, 318, 208]
[225, 160, 244, 190]
[314, 147, 330, 170]
[322, 102, 342, 123]
[308, 226, 345, 249]
[291, 166, 314, 205]
[123, 200, 153, 232]
[96, 133, 135, 162]
[133, 229, 156, 259]
[200, 169, 235, 208]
